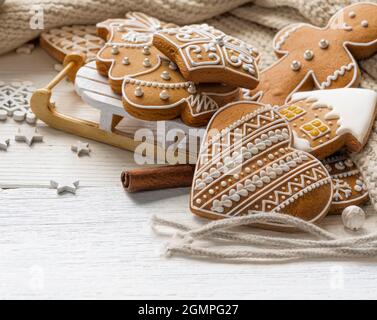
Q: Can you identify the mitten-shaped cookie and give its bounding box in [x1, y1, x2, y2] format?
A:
[153, 24, 260, 88]
[244, 2, 377, 105]
[190, 101, 333, 231]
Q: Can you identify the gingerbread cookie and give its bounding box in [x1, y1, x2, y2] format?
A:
[96, 13, 240, 126]
[96, 12, 177, 94]
[276, 88, 377, 159]
[190, 101, 333, 231]
[243, 2, 377, 105]
[40, 25, 105, 63]
[323, 152, 369, 214]
[153, 24, 260, 89]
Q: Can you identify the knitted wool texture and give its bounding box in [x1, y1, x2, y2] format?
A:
[1, 0, 377, 209]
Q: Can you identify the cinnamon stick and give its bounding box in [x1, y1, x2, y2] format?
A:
[121, 165, 195, 192]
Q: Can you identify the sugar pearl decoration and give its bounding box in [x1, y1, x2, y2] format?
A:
[134, 86, 143, 97]
[361, 20, 369, 28]
[348, 11, 356, 18]
[161, 71, 171, 80]
[342, 205, 366, 231]
[304, 50, 314, 61]
[160, 90, 169, 100]
[143, 46, 151, 55]
[291, 60, 301, 71]
[122, 57, 130, 65]
[169, 61, 177, 70]
[319, 39, 329, 49]
[111, 45, 119, 55]
[143, 58, 151, 67]
[188, 84, 196, 94]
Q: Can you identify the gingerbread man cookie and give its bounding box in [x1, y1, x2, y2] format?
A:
[322, 152, 369, 214]
[40, 25, 105, 63]
[153, 24, 260, 89]
[96, 13, 240, 126]
[243, 2, 377, 106]
[190, 101, 333, 231]
[276, 88, 377, 159]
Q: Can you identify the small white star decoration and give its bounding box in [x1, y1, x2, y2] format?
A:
[71, 141, 91, 157]
[15, 127, 43, 146]
[0, 138, 10, 151]
[50, 180, 80, 195]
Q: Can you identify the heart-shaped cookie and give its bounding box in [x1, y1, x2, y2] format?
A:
[190, 101, 333, 230]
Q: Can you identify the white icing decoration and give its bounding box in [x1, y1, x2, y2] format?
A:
[122, 57, 130, 65]
[318, 62, 355, 89]
[292, 130, 312, 152]
[291, 88, 377, 145]
[122, 31, 151, 43]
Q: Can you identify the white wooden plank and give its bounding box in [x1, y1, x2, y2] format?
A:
[0, 187, 376, 299]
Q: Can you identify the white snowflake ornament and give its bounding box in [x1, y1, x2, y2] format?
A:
[0, 81, 37, 123]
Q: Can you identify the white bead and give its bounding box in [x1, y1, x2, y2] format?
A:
[169, 61, 177, 70]
[160, 90, 169, 100]
[361, 20, 369, 28]
[304, 50, 314, 61]
[122, 57, 130, 65]
[348, 11, 356, 18]
[319, 39, 329, 49]
[111, 45, 119, 55]
[187, 84, 196, 94]
[161, 71, 171, 80]
[143, 58, 151, 67]
[143, 46, 151, 55]
[291, 60, 301, 71]
[134, 87, 143, 97]
[342, 206, 366, 231]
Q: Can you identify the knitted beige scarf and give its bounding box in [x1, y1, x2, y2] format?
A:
[1, 0, 377, 210]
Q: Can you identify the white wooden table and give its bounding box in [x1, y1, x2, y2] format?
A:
[1, 48, 377, 300]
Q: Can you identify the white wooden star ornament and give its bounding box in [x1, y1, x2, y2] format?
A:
[50, 180, 80, 195]
[15, 127, 43, 146]
[0, 138, 10, 151]
[71, 141, 91, 157]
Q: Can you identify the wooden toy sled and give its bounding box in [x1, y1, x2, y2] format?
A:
[30, 53, 200, 163]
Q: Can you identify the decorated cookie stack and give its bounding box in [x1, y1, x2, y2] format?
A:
[95, 12, 260, 127]
[188, 2, 377, 230]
